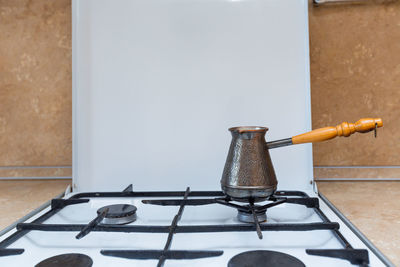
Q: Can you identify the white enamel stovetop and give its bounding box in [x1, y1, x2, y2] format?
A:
[0, 188, 388, 266]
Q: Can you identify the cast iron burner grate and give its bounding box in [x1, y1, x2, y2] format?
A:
[228, 250, 306, 267]
[35, 253, 93, 267]
[0, 184, 371, 266]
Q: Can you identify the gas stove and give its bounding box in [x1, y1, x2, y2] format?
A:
[0, 184, 392, 266]
[0, 0, 392, 266]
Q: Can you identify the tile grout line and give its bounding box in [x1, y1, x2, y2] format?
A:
[315, 178, 400, 181]
[0, 166, 399, 169]
[314, 166, 400, 169]
[2, 166, 399, 169]
[0, 177, 72, 180]
[0, 166, 72, 169]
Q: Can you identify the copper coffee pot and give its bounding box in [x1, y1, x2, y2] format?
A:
[221, 118, 383, 202]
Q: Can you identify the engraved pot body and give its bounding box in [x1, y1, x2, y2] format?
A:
[221, 127, 277, 202]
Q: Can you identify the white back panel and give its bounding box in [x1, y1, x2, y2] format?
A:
[72, 0, 313, 191]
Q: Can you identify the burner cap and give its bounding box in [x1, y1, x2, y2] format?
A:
[237, 206, 267, 223]
[228, 250, 305, 267]
[35, 253, 93, 267]
[97, 204, 137, 224]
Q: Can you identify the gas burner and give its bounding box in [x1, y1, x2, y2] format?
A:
[237, 205, 267, 223]
[228, 250, 305, 267]
[97, 204, 137, 225]
[35, 253, 93, 267]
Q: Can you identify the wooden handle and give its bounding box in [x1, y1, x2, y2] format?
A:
[291, 118, 383, 145]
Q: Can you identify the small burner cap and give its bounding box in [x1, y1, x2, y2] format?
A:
[97, 204, 137, 218]
[35, 253, 93, 267]
[228, 250, 305, 267]
[97, 204, 137, 224]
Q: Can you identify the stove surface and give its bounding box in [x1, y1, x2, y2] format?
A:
[0, 186, 390, 266]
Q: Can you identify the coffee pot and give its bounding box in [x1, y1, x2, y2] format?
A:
[221, 118, 383, 202]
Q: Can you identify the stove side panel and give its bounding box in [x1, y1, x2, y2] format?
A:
[72, 0, 313, 191]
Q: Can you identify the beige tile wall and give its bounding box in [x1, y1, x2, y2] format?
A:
[0, 0, 398, 179]
[308, 0, 400, 179]
[0, 0, 72, 178]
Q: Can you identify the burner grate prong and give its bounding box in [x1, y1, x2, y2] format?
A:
[283, 197, 319, 208]
[122, 184, 133, 193]
[157, 187, 190, 267]
[214, 199, 250, 212]
[249, 200, 263, 239]
[51, 199, 90, 210]
[306, 249, 369, 266]
[142, 198, 217, 206]
[0, 248, 24, 257]
[101, 249, 223, 260]
[255, 198, 287, 211]
[75, 208, 108, 239]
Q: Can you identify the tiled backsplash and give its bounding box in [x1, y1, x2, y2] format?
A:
[308, 0, 400, 179]
[0, 0, 71, 178]
[0, 0, 398, 179]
